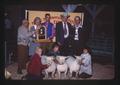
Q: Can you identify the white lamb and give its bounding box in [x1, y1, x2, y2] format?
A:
[56, 56, 68, 79]
[45, 56, 56, 79]
[66, 56, 81, 78]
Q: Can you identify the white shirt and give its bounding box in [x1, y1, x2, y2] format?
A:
[79, 53, 92, 75]
[62, 22, 69, 38]
[74, 24, 82, 40]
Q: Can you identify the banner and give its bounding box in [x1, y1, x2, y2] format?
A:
[26, 10, 84, 28]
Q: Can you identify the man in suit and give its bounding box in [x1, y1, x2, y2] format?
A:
[71, 16, 86, 55]
[56, 13, 73, 56]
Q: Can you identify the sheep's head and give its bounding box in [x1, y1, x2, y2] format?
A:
[75, 56, 81, 60]
[46, 56, 54, 65]
[75, 56, 82, 64]
[56, 56, 67, 64]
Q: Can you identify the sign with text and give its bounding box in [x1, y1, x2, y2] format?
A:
[26, 10, 84, 42]
[26, 10, 84, 28]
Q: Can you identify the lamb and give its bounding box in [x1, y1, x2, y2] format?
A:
[5, 69, 12, 79]
[56, 56, 68, 79]
[44, 56, 56, 79]
[66, 56, 81, 78]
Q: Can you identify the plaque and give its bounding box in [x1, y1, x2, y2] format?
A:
[38, 26, 47, 40]
[33, 26, 51, 43]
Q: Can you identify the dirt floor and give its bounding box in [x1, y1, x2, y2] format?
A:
[5, 56, 114, 80]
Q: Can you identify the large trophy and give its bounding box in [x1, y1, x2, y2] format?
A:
[33, 25, 51, 43]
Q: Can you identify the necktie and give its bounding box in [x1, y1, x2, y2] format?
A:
[64, 23, 67, 35]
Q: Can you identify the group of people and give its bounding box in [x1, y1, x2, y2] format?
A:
[56, 13, 87, 56]
[25, 45, 92, 80]
[17, 13, 54, 74]
[17, 12, 91, 80]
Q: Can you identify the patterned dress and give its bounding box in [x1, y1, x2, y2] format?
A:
[29, 25, 40, 57]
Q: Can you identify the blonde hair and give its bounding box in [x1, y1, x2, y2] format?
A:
[33, 17, 41, 24]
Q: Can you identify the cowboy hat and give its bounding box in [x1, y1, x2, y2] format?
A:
[60, 12, 70, 18]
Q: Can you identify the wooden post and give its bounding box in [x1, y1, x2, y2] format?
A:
[91, 21, 95, 38]
[84, 4, 105, 38]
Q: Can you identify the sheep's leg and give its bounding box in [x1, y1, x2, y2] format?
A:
[69, 70, 72, 79]
[57, 71, 61, 79]
[45, 71, 48, 79]
[52, 71, 55, 79]
[76, 71, 78, 78]
[64, 70, 67, 79]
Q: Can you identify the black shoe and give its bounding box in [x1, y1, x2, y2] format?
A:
[79, 73, 92, 78]
[17, 69, 23, 74]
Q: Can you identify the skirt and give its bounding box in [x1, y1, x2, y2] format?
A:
[29, 42, 40, 56]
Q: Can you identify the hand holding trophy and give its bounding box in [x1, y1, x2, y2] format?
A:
[33, 25, 51, 43]
[35, 25, 41, 40]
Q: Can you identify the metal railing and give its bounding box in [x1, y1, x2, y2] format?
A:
[5, 41, 17, 66]
[87, 34, 114, 56]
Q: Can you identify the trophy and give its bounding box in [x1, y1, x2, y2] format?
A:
[36, 26, 47, 40]
[34, 25, 51, 43]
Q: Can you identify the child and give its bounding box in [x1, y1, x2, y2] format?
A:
[47, 42, 61, 64]
[47, 42, 60, 57]
[27, 47, 49, 80]
[79, 47, 92, 78]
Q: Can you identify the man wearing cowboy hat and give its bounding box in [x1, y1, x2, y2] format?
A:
[56, 12, 73, 56]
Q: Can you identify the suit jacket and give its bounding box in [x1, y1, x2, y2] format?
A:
[27, 53, 48, 76]
[71, 26, 86, 45]
[56, 21, 73, 45]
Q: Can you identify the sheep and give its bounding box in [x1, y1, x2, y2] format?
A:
[56, 56, 68, 79]
[44, 56, 56, 79]
[5, 69, 12, 80]
[66, 56, 81, 79]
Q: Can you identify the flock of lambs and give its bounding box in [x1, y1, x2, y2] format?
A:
[41, 56, 82, 79]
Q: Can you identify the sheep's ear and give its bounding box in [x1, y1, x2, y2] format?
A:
[77, 56, 81, 60]
[67, 56, 69, 58]
[74, 56, 78, 58]
[51, 57, 54, 60]
[63, 56, 66, 60]
[59, 56, 63, 59]
[57, 56, 60, 59]
[65, 57, 69, 60]
[65, 56, 68, 59]
[75, 56, 80, 59]
[56, 56, 59, 61]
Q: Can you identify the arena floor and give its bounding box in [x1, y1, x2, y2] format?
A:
[5, 56, 114, 80]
